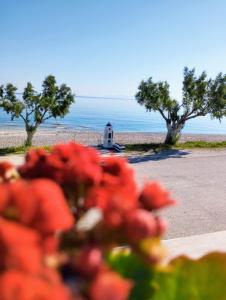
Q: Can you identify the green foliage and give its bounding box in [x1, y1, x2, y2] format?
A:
[0, 145, 52, 155]
[107, 249, 157, 300]
[125, 140, 226, 152]
[0, 84, 24, 119]
[125, 143, 172, 153]
[176, 140, 226, 149]
[107, 249, 226, 300]
[152, 253, 226, 300]
[136, 68, 226, 144]
[208, 73, 226, 119]
[0, 76, 75, 146]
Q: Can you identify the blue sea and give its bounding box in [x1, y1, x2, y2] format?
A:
[1, 97, 226, 135]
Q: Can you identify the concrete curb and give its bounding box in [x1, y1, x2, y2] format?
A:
[163, 230, 226, 260]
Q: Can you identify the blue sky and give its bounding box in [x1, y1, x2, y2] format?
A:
[1, 0, 226, 99]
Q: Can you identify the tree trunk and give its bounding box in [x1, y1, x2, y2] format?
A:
[165, 123, 184, 145]
[25, 130, 36, 147]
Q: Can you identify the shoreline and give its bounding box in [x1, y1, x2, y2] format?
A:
[1, 128, 226, 148]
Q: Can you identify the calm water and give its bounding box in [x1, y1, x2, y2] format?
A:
[1, 97, 226, 134]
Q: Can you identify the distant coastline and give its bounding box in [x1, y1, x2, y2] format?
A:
[1, 128, 226, 148]
[1, 99, 226, 136]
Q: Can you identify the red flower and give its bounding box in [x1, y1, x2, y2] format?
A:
[85, 184, 137, 228]
[42, 234, 59, 254]
[139, 182, 175, 211]
[0, 142, 176, 299]
[101, 157, 136, 191]
[124, 209, 158, 243]
[0, 179, 74, 234]
[155, 216, 167, 236]
[19, 142, 102, 188]
[89, 270, 133, 300]
[26, 179, 74, 233]
[85, 157, 138, 228]
[18, 148, 47, 177]
[76, 246, 103, 277]
[0, 162, 17, 182]
[0, 270, 71, 300]
[0, 219, 42, 273]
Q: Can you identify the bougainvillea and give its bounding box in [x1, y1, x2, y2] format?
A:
[0, 142, 176, 299]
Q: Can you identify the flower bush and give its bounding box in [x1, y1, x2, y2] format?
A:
[0, 141, 225, 300]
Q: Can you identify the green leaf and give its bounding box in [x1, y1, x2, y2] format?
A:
[107, 248, 158, 300]
[107, 249, 226, 300]
[0, 75, 75, 146]
[152, 252, 226, 300]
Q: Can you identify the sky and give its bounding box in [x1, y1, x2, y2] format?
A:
[1, 0, 226, 100]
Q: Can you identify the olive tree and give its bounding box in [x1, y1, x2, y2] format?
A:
[136, 67, 226, 144]
[0, 75, 75, 146]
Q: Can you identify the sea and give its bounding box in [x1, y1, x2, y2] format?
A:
[1, 97, 226, 135]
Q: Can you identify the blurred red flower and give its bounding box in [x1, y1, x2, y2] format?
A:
[19, 143, 102, 188]
[0, 219, 42, 273]
[76, 246, 103, 277]
[124, 209, 158, 243]
[0, 142, 175, 299]
[0, 162, 17, 182]
[0, 179, 74, 234]
[139, 182, 175, 211]
[90, 270, 133, 300]
[0, 269, 71, 300]
[85, 157, 138, 228]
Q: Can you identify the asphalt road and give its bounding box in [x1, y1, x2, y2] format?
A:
[1, 149, 226, 239]
[130, 149, 226, 238]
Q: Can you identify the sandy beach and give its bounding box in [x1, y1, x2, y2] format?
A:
[1, 127, 226, 148]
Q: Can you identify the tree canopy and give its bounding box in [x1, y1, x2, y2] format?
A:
[136, 67, 226, 144]
[0, 75, 75, 146]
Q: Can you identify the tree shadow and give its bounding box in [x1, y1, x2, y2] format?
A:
[128, 149, 190, 164]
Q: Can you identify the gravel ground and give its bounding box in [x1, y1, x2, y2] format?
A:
[0, 128, 226, 148]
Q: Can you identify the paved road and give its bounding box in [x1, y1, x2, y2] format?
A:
[130, 149, 226, 238]
[0, 154, 24, 165]
[1, 149, 226, 239]
[163, 230, 226, 260]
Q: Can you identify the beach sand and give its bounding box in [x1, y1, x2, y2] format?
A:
[0, 128, 226, 148]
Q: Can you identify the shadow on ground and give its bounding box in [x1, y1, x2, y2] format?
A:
[128, 149, 190, 164]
